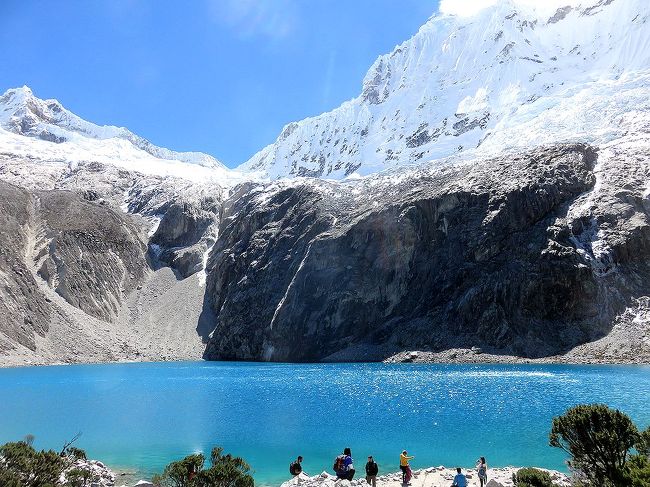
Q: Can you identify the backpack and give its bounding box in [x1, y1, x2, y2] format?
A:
[333, 454, 346, 473]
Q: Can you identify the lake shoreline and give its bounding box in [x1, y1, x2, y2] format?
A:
[279, 466, 571, 487]
[109, 464, 572, 487]
[2, 346, 649, 369]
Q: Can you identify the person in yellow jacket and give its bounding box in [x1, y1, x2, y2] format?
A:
[400, 450, 414, 485]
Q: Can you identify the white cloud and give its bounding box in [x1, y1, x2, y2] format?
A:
[439, 0, 585, 18]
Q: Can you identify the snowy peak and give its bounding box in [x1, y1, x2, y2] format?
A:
[0, 86, 225, 169]
[239, 0, 650, 179]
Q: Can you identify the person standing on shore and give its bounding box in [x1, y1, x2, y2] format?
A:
[365, 455, 379, 487]
[476, 457, 488, 486]
[290, 456, 303, 477]
[343, 448, 355, 480]
[399, 450, 414, 484]
[334, 448, 355, 480]
[451, 467, 467, 487]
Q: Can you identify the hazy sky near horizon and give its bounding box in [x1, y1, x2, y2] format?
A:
[0, 0, 438, 167]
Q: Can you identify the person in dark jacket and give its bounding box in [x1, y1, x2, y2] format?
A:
[365, 455, 379, 487]
[290, 456, 303, 476]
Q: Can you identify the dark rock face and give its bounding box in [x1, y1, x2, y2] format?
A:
[203, 144, 650, 362]
[150, 197, 221, 278]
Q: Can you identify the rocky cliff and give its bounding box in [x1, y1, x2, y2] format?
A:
[0, 179, 148, 353]
[0, 156, 224, 365]
[0, 182, 50, 354]
[205, 144, 650, 361]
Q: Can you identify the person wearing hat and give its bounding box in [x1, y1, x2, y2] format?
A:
[399, 450, 414, 484]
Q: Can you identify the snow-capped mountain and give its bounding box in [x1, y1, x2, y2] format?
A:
[0, 86, 224, 168]
[239, 0, 650, 179]
[0, 86, 248, 183]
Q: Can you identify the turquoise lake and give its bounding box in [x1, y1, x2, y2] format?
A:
[0, 362, 649, 485]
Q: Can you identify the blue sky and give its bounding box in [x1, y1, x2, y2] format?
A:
[0, 0, 439, 167]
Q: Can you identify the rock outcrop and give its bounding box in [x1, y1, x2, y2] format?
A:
[0, 180, 148, 347]
[0, 158, 220, 366]
[204, 144, 650, 362]
[35, 189, 147, 321]
[0, 182, 50, 353]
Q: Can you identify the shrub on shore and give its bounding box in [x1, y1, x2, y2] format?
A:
[512, 467, 555, 487]
[152, 446, 254, 487]
[0, 440, 66, 486]
[549, 404, 650, 486]
[0, 436, 103, 487]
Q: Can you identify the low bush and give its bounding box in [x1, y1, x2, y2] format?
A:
[512, 467, 555, 487]
[0, 440, 66, 487]
[152, 446, 254, 487]
[626, 455, 650, 487]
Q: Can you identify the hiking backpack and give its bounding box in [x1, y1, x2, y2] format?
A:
[333, 454, 346, 473]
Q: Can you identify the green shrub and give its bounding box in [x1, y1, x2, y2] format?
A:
[152, 453, 205, 487]
[512, 467, 554, 487]
[549, 404, 639, 486]
[66, 466, 93, 487]
[0, 440, 66, 487]
[153, 447, 253, 487]
[626, 455, 650, 487]
[65, 447, 87, 461]
[637, 426, 650, 458]
[0, 468, 22, 487]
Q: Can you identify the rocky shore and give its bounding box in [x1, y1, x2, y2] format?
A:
[62, 458, 116, 486]
[281, 466, 571, 487]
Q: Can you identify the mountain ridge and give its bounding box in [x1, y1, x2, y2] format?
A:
[238, 0, 650, 179]
[0, 86, 225, 169]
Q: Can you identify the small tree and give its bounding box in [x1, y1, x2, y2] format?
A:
[512, 467, 554, 487]
[152, 447, 254, 487]
[153, 453, 205, 487]
[195, 447, 254, 487]
[626, 455, 650, 487]
[549, 404, 639, 486]
[66, 466, 93, 487]
[626, 426, 650, 486]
